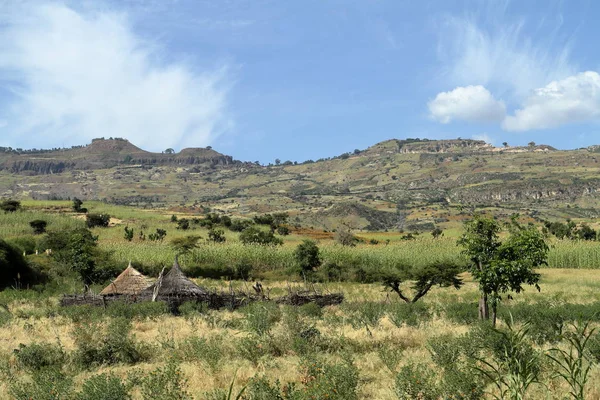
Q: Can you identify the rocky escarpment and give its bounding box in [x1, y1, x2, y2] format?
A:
[0, 139, 235, 174]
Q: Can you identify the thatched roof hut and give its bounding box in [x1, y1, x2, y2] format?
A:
[144, 257, 207, 298]
[100, 262, 153, 296]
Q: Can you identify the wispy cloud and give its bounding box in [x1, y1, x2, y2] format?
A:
[0, 2, 232, 151]
[436, 6, 576, 99]
[428, 85, 505, 124]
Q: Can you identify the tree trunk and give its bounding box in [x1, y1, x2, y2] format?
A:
[478, 292, 489, 320]
[491, 302, 497, 328]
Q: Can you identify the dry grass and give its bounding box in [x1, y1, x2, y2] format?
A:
[1, 269, 600, 398]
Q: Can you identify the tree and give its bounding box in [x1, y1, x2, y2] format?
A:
[294, 240, 321, 276]
[170, 235, 201, 255]
[0, 199, 21, 213]
[457, 216, 549, 326]
[164, 148, 175, 154]
[29, 220, 48, 234]
[528, 141, 536, 148]
[502, 142, 508, 148]
[275, 159, 281, 166]
[86, 214, 110, 228]
[239, 226, 283, 246]
[335, 226, 357, 247]
[380, 261, 463, 303]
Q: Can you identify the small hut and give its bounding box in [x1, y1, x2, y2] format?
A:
[144, 257, 208, 301]
[100, 262, 153, 296]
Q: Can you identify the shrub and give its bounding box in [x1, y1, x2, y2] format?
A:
[9, 368, 72, 400]
[239, 226, 283, 246]
[297, 355, 360, 400]
[8, 235, 37, 255]
[72, 318, 146, 368]
[13, 342, 65, 371]
[208, 228, 226, 243]
[86, 213, 110, 228]
[395, 363, 439, 400]
[0, 238, 42, 289]
[30, 219, 48, 234]
[76, 373, 131, 400]
[136, 361, 192, 400]
[179, 336, 224, 372]
[0, 199, 21, 213]
[294, 240, 321, 276]
[387, 301, 431, 327]
[176, 218, 190, 230]
[241, 302, 282, 336]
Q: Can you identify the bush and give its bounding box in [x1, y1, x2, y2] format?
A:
[239, 226, 283, 246]
[76, 373, 131, 400]
[387, 302, 431, 327]
[0, 238, 42, 289]
[395, 363, 439, 400]
[179, 336, 224, 372]
[136, 361, 192, 400]
[294, 240, 321, 276]
[0, 199, 21, 213]
[87, 213, 110, 228]
[13, 342, 66, 371]
[297, 355, 360, 400]
[176, 219, 190, 230]
[30, 219, 48, 234]
[241, 302, 282, 336]
[9, 368, 72, 400]
[8, 235, 38, 255]
[208, 228, 226, 243]
[72, 318, 146, 368]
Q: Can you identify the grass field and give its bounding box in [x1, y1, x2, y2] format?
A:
[1, 270, 600, 399]
[3, 201, 600, 398]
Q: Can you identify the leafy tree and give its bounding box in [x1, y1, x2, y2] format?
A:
[123, 226, 134, 242]
[458, 216, 549, 326]
[502, 142, 508, 147]
[575, 223, 597, 241]
[294, 240, 321, 276]
[207, 228, 226, 243]
[164, 148, 175, 154]
[275, 159, 281, 166]
[239, 226, 283, 246]
[528, 141, 536, 147]
[381, 261, 463, 303]
[29, 220, 48, 234]
[86, 213, 110, 228]
[0, 199, 21, 213]
[170, 235, 201, 255]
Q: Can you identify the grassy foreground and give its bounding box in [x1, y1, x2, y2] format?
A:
[1, 270, 600, 399]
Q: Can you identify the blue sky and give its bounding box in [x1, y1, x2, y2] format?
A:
[0, 0, 599, 163]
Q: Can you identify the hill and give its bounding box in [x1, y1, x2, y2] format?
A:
[0, 137, 598, 230]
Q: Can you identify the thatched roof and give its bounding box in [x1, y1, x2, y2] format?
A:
[100, 262, 153, 296]
[145, 257, 207, 298]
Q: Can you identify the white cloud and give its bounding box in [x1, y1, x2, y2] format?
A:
[437, 12, 575, 98]
[503, 71, 600, 131]
[428, 85, 505, 124]
[0, 3, 231, 151]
